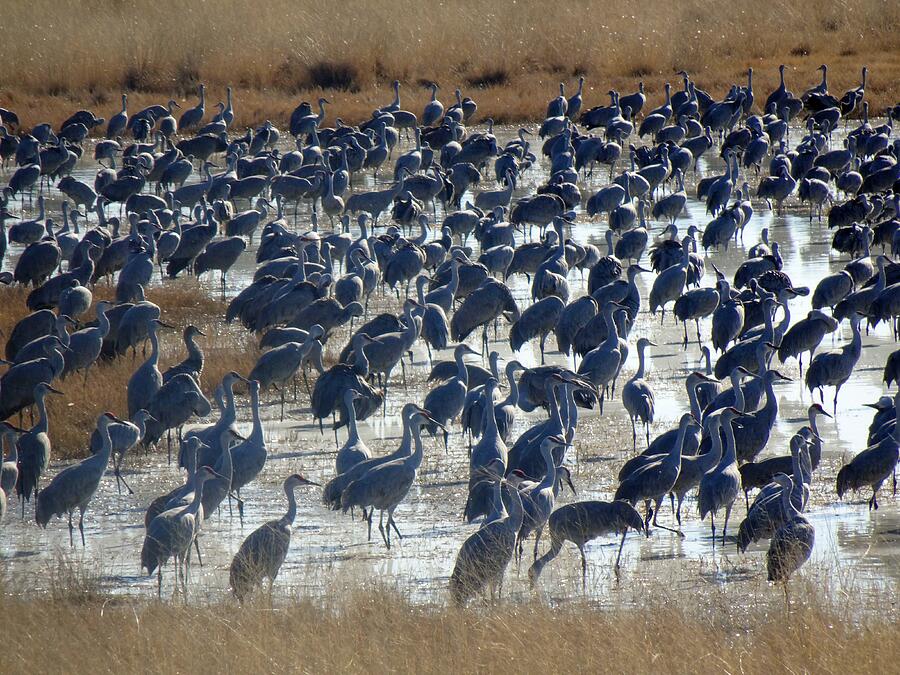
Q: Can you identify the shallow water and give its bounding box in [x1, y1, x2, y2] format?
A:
[0, 124, 898, 606]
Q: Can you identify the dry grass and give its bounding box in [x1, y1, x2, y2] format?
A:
[0, 0, 898, 129]
[0, 565, 896, 674]
[0, 281, 259, 459]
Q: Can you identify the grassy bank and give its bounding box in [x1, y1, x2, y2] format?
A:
[1, 564, 896, 674]
[0, 282, 259, 459]
[0, 0, 898, 129]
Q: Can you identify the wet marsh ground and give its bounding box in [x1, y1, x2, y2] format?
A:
[0, 125, 898, 673]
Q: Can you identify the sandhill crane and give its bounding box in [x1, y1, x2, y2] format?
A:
[622, 338, 656, 448]
[698, 406, 742, 545]
[766, 474, 815, 584]
[615, 412, 694, 534]
[15, 382, 63, 515]
[322, 404, 431, 513]
[805, 313, 862, 412]
[127, 319, 167, 419]
[162, 325, 205, 384]
[450, 477, 523, 605]
[141, 465, 217, 597]
[35, 412, 118, 546]
[89, 409, 155, 495]
[528, 499, 644, 587]
[509, 295, 565, 364]
[649, 237, 692, 319]
[229, 472, 320, 601]
[178, 84, 206, 131]
[423, 343, 480, 448]
[517, 435, 569, 561]
[777, 310, 839, 376]
[311, 333, 385, 439]
[335, 390, 371, 474]
[340, 407, 441, 548]
[62, 300, 112, 382]
[837, 391, 900, 510]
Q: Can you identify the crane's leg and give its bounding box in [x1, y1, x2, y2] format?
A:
[682, 322, 689, 349]
[631, 416, 637, 451]
[643, 499, 652, 536]
[280, 387, 285, 421]
[614, 531, 627, 573]
[388, 510, 403, 542]
[533, 525, 543, 561]
[377, 511, 390, 549]
[157, 568, 163, 598]
[709, 513, 716, 547]
[79, 508, 86, 547]
[68, 511, 75, 548]
[695, 319, 702, 346]
[722, 504, 733, 546]
[194, 537, 203, 567]
[578, 544, 588, 591]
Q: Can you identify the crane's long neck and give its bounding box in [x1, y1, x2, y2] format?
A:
[445, 262, 460, 296]
[703, 419, 723, 469]
[547, 383, 563, 434]
[808, 411, 820, 439]
[634, 343, 647, 380]
[502, 480, 524, 534]
[147, 327, 160, 368]
[223, 382, 237, 425]
[720, 415, 737, 466]
[455, 351, 469, 387]
[774, 302, 791, 342]
[687, 380, 702, 420]
[761, 375, 779, 419]
[97, 421, 114, 465]
[408, 422, 425, 470]
[352, 338, 370, 376]
[34, 391, 51, 435]
[503, 367, 520, 407]
[186, 332, 203, 365]
[781, 477, 800, 519]
[562, 384, 578, 442]
[346, 395, 360, 443]
[602, 310, 619, 348]
[282, 484, 298, 526]
[537, 445, 557, 492]
[482, 386, 499, 438]
[732, 376, 746, 413]
[249, 389, 263, 444]
[848, 320, 862, 358]
[397, 414, 414, 458]
[670, 419, 689, 464]
[188, 475, 207, 516]
[97, 306, 111, 338]
[307, 340, 325, 374]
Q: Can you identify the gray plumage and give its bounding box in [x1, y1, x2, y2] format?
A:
[230, 473, 319, 601]
[528, 499, 644, 587]
[141, 465, 216, 597]
[698, 407, 741, 545]
[450, 477, 523, 606]
[35, 413, 117, 546]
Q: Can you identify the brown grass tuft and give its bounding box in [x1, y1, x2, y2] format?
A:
[0, 570, 896, 674]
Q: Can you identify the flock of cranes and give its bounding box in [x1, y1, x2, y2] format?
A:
[0, 62, 898, 603]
